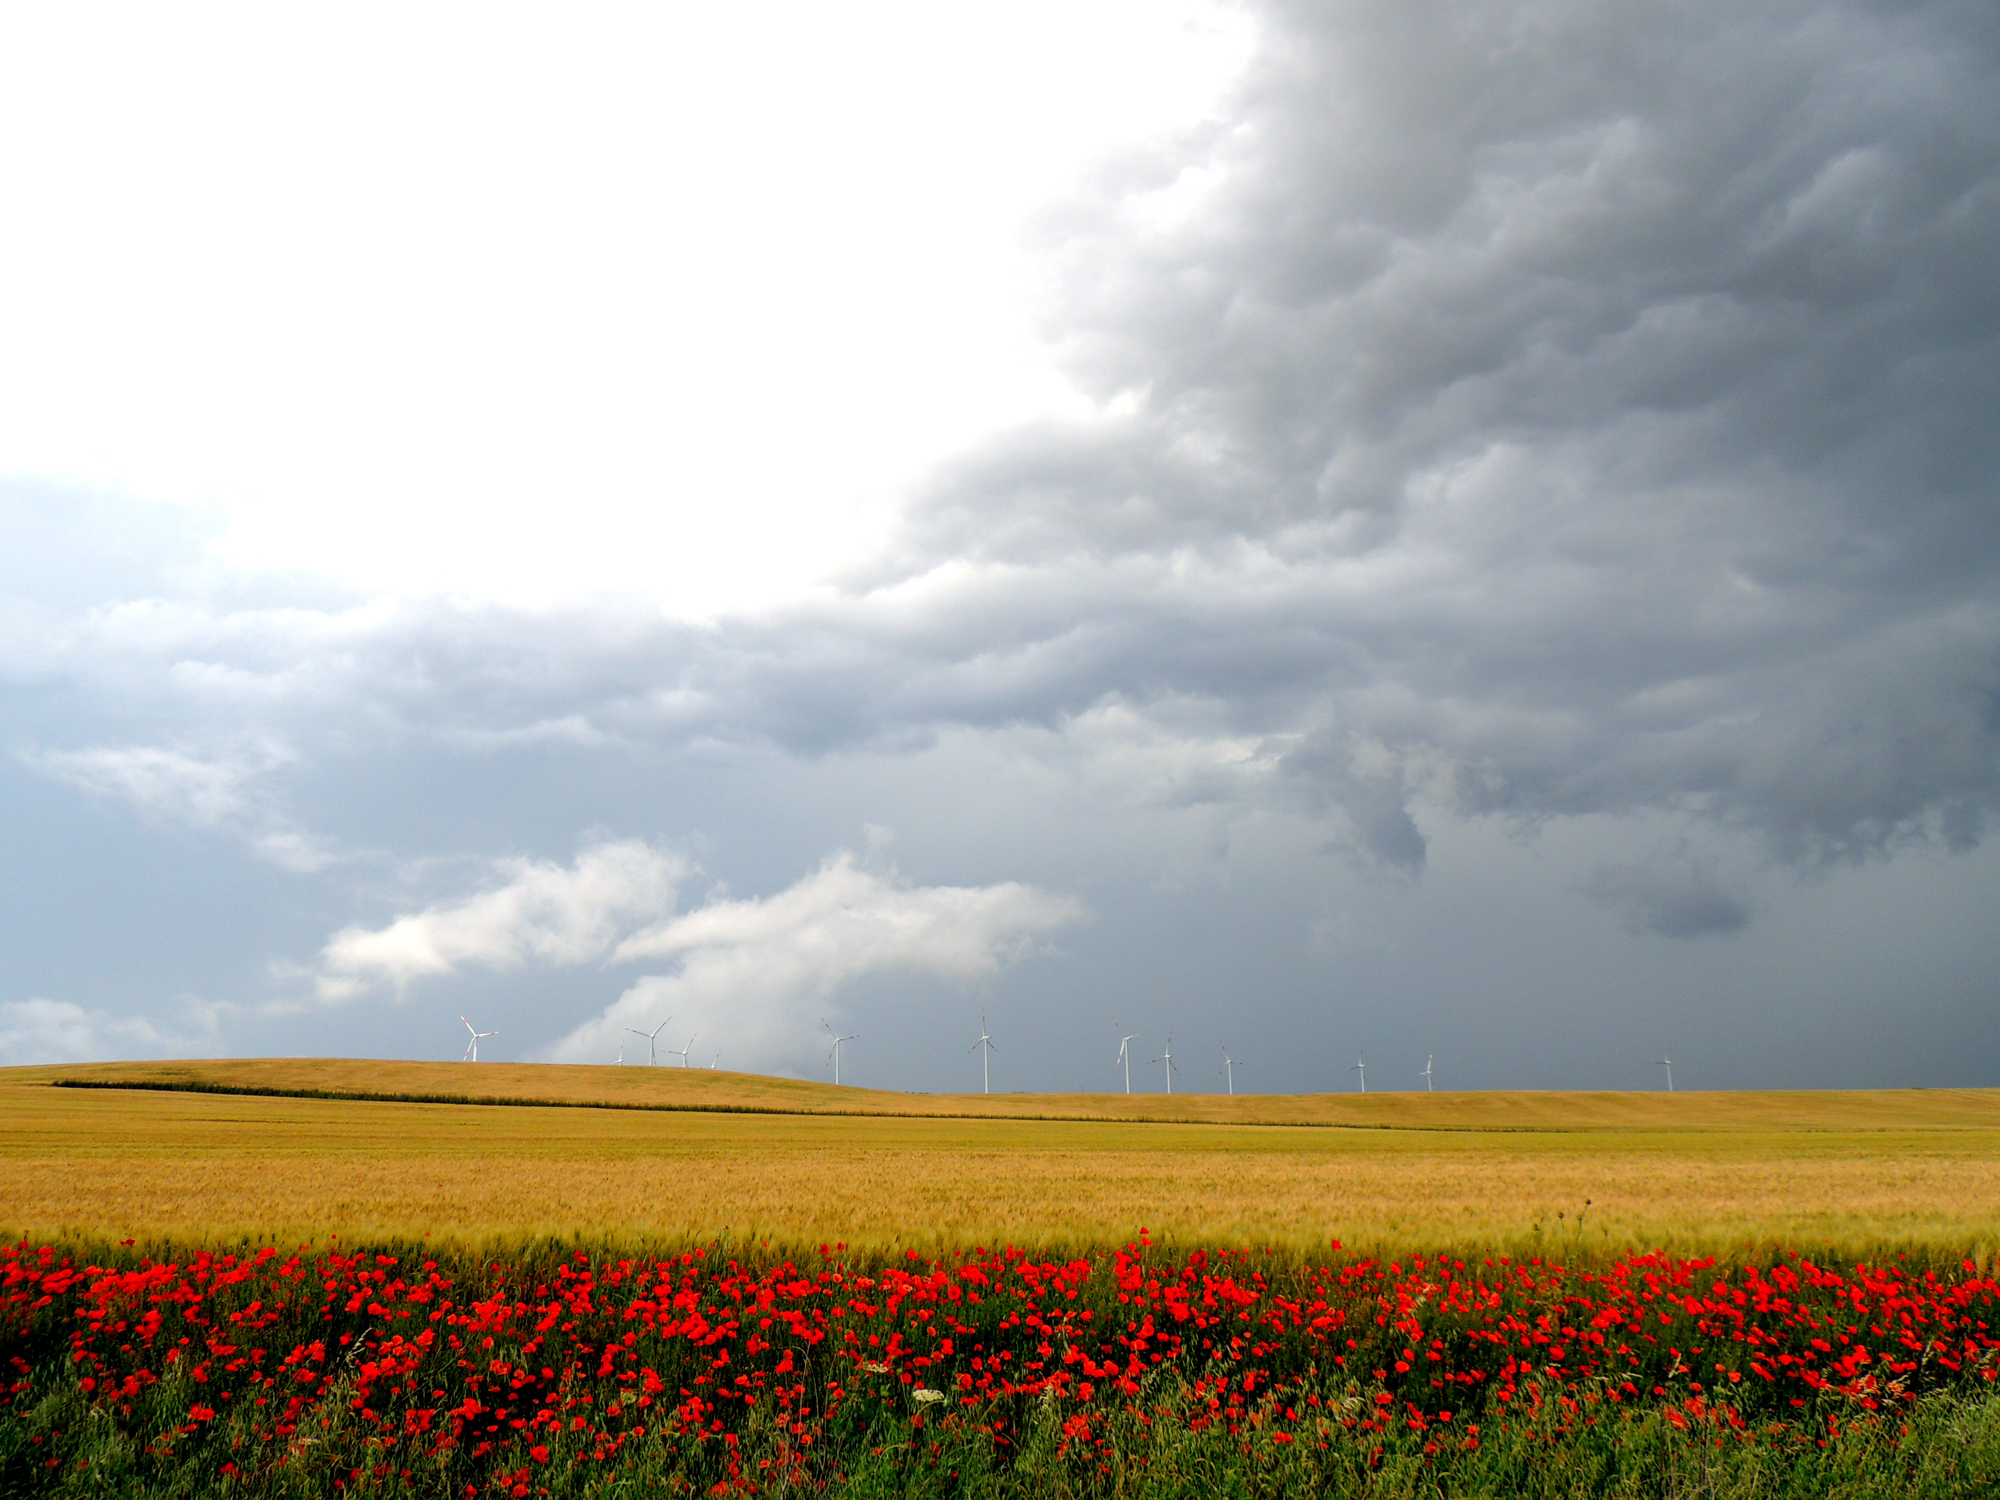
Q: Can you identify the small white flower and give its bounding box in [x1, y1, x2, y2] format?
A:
[860, 1361, 889, 1374]
[912, 1388, 947, 1404]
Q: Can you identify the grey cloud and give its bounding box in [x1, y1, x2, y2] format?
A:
[1279, 726, 1428, 871]
[8, 0, 1999, 916]
[876, 0, 2000, 867]
[13, 4, 2000, 1095]
[1584, 846, 1755, 939]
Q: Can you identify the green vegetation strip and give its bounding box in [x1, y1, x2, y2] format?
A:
[46, 1076, 1419, 1131]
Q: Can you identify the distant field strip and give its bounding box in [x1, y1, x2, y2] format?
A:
[28, 1058, 2000, 1131]
[7, 1062, 2000, 1260]
[45, 1075, 1410, 1131]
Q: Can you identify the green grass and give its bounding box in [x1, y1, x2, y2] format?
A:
[11, 1373, 2000, 1498]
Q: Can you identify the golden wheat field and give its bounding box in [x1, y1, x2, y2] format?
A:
[5, 1060, 2000, 1260]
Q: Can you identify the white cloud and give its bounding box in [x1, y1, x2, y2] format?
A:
[21, 739, 336, 872]
[550, 851, 1088, 1074]
[0, 2, 1251, 619]
[314, 839, 688, 1001]
[0, 996, 225, 1066]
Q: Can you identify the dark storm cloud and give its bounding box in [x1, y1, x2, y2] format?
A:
[1584, 844, 1755, 939]
[15, 0, 2000, 892]
[876, 0, 2000, 866]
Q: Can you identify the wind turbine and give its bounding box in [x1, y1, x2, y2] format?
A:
[460, 1015, 499, 1063]
[667, 1032, 696, 1067]
[1350, 1053, 1367, 1093]
[1419, 1054, 1434, 1091]
[1150, 1035, 1179, 1095]
[709, 1051, 719, 1070]
[824, 1019, 858, 1086]
[616, 1041, 625, 1065]
[968, 1014, 998, 1094]
[1114, 1028, 1137, 1095]
[625, 1018, 671, 1066]
[1657, 1055, 1674, 1092]
[1219, 1045, 1244, 1096]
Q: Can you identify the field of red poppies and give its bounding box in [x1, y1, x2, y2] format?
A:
[7, 1231, 2000, 1497]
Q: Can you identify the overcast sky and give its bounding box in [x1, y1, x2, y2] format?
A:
[4, 0, 1997, 1093]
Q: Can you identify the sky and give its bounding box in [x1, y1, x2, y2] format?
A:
[3, 0, 1997, 1094]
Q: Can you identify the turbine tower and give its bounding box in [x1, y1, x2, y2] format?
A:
[1150, 1035, 1179, 1095]
[616, 1041, 625, 1065]
[1419, 1054, 1434, 1091]
[1114, 1026, 1137, 1095]
[625, 1018, 671, 1066]
[1219, 1045, 1244, 1096]
[460, 1015, 499, 1063]
[1351, 1053, 1367, 1093]
[969, 1014, 998, 1094]
[1657, 1055, 1674, 1092]
[824, 1019, 858, 1087]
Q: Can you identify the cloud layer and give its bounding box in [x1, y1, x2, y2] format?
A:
[22, 0, 2000, 881]
[3, 0, 1997, 1085]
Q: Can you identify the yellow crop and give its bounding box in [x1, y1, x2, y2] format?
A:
[6, 1060, 1997, 1262]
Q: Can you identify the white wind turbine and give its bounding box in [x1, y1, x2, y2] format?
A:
[824, 1019, 858, 1086]
[1114, 1027, 1138, 1095]
[1219, 1045, 1245, 1096]
[667, 1032, 696, 1067]
[709, 1051, 719, 1069]
[969, 1013, 998, 1094]
[460, 1015, 499, 1063]
[1150, 1034, 1179, 1095]
[616, 1041, 625, 1065]
[1350, 1053, 1367, 1093]
[1657, 1055, 1675, 1092]
[625, 1018, 671, 1066]
[1419, 1054, 1434, 1091]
